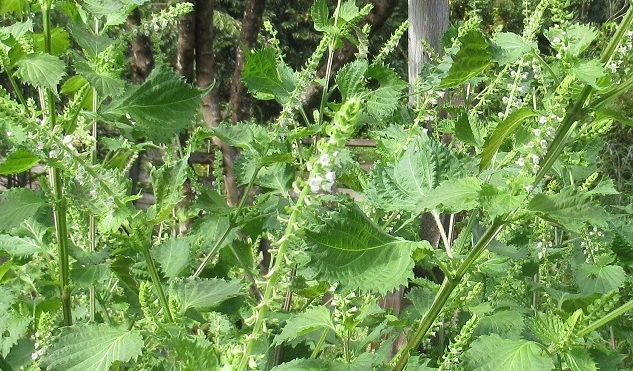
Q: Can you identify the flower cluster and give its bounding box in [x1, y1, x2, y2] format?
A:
[307, 98, 361, 193]
[515, 114, 559, 174]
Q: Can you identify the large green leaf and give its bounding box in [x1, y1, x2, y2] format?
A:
[575, 263, 625, 295]
[102, 65, 208, 143]
[151, 238, 191, 279]
[474, 310, 525, 339]
[480, 108, 538, 171]
[465, 334, 555, 371]
[440, 30, 492, 88]
[273, 306, 335, 345]
[493, 32, 535, 65]
[364, 64, 407, 119]
[527, 187, 611, 232]
[170, 278, 242, 313]
[336, 60, 368, 100]
[366, 137, 461, 212]
[0, 234, 41, 256]
[304, 204, 431, 294]
[75, 61, 124, 99]
[420, 177, 482, 213]
[42, 324, 143, 371]
[242, 47, 295, 103]
[311, 0, 333, 32]
[149, 156, 189, 222]
[563, 348, 598, 371]
[0, 188, 45, 231]
[0, 149, 39, 175]
[15, 52, 65, 92]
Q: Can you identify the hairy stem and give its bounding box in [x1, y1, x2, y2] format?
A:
[42, 0, 72, 326]
[310, 328, 330, 358]
[140, 236, 174, 323]
[238, 185, 310, 371]
[578, 299, 633, 337]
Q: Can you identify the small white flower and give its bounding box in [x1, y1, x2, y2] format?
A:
[534, 128, 542, 136]
[6, 131, 12, 137]
[531, 154, 540, 164]
[517, 157, 525, 167]
[539, 116, 547, 124]
[308, 176, 322, 192]
[552, 36, 561, 44]
[325, 171, 336, 182]
[62, 135, 73, 145]
[319, 153, 331, 167]
[540, 139, 548, 148]
[322, 181, 333, 192]
[556, 53, 562, 59]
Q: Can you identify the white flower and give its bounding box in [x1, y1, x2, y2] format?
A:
[308, 176, 322, 192]
[325, 171, 336, 182]
[531, 154, 540, 164]
[540, 140, 548, 149]
[6, 131, 12, 137]
[517, 157, 525, 167]
[319, 153, 331, 167]
[534, 128, 541, 137]
[552, 36, 561, 44]
[539, 116, 547, 124]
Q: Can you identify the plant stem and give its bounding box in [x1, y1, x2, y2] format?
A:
[310, 328, 330, 358]
[392, 218, 505, 371]
[42, 0, 72, 327]
[237, 185, 310, 371]
[578, 299, 633, 337]
[431, 210, 452, 258]
[139, 230, 173, 323]
[89, 16, 100, 324]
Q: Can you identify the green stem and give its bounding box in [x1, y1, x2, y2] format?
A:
[431, 210, 452, 258]
[578, 299, 633, 337]
[139, 237, 173, 323]
[0, 354, 13, 371]
[89, 16, 100, 323]
[4, 69, 30, 116]
[392, 218, 505, 371]
[42, 0, 72, 327]
[238, 185, 311, 371]
[310, 328, 330, 358]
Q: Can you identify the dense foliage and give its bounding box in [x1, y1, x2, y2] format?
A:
[1, 0, 633, 370]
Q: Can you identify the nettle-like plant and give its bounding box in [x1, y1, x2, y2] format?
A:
[1, 0, 633, 370]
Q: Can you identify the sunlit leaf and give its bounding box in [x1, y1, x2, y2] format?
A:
[42, 324, 143, 371]
[0, 188, 45, 231]
[171, 278, 242, 313]
[273, 306, 335, 345]
[0, 149, 39, 175]
[15, 52, 66, 92]
[465, 334, 555, 371]
[152, 238, 191, 279]
[480, 108, 538, 171]
[440, 30, 492, 88]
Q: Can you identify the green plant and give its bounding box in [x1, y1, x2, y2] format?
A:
[1, 0, 633, 370]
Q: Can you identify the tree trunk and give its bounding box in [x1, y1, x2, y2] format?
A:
[408, 0, 449, 99]
[230, 0, 267, 123]
[301, 0, 399, 110]
[126, 8, 154, 83]
[176, 0, 196, 82]
[195, 0, 240, 206]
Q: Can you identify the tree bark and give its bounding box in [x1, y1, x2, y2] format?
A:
[408, 0, 449, 99]
[126, 8, 154, 83]
[176, 0, 196, 82]
[230, 0, 267, 123]
[301, 0, 399, 110]
[195, 0, 240, 206]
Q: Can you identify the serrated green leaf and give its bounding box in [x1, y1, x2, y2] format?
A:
[474, 310, 525, 339]
[75, 61, 124, 98]
[336, 60, 368, 100]
[493, 32, 535, 65]
[0, 188, 45, 231]
[273, 306, 335, 345]
[455, 112, 485, 147]
[480, 108, 538, 171]
[0, 310, 30, 358]
[0, 235, 41, 256]
[102, 65, 207, 143]
[171, 278, 242, 313]
[311, 0, 333, 32]
[546, 24, 597, 57]
[575, 263, 625, 295]
[68, 23, 113, 57]
[243, 47, 295, 103]
[367, 137, 461, 212]
[190, 213, 234, 253]
[15, 52, 66, 92]
[563, 348, 598, 371]
[304, 204, 429, 294]
[527, 187, 611, 232]
[42, 324, 143, 371]
[70, 264, 110, 288]
[149, 156, 189, 222]
[365, 64, 407, 119]
[254, 162, 294, 194]
[0, 149, 39, 174]
[0, 19, 32, 39]
[478, 184, 524, 218]
[420, 177, 481, 212]
[440, 31, 492, 88]
[152, 238, 191, 279]
[465, 334, 555, 371]
[0, 0, 29, 15]
[570, 60, 605, 89]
